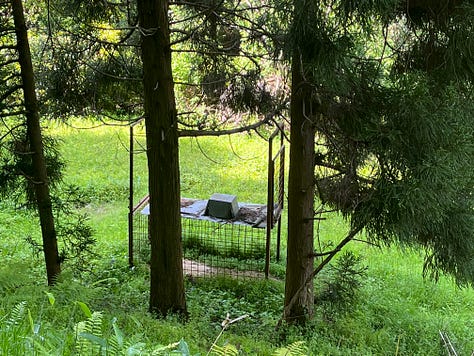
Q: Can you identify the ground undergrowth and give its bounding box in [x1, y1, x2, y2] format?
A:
[0, 122, 473, 355]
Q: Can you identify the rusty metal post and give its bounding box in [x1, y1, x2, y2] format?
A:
[128, 123, 134, 267]
[277, 134, 285, 261]
[265, 134, 274, 278]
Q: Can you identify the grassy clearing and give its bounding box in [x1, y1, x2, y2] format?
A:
[0, 122, 473, 354]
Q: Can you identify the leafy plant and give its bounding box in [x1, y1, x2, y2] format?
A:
[73, 302, 155, 355]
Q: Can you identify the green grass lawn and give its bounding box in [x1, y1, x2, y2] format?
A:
[0, 121, 473, 355]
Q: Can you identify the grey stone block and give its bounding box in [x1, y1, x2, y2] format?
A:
[205, 193, 239, 219]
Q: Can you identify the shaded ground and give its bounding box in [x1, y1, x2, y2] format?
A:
[182, 259, 279, 280]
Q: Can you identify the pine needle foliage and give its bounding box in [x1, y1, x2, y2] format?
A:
[0, 3, 64, 207]
[315, 251, 368, 313]
[283, 0, 474, 285]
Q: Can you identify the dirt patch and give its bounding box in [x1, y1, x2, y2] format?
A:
[182, 259, 214, 276]
[182, 259, 279, 280]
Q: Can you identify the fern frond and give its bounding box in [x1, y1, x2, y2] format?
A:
[75, 311, 104, 355]
[210, 343, 239, 356]
[273, 340, 308, 356]
[5, 301, 27, 330]
[107, 333, 120, 356]
[0, 302, 29, 355]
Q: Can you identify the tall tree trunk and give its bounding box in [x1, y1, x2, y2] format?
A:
[136, 0, 187, 316]
[284, 49, 315, 323]
[11, 0, 61, 285]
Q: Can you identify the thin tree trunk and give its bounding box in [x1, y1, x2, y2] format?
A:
[284, 49, 316, 323]
[136, 0, 187, 316]
[11, 0, 61, 285]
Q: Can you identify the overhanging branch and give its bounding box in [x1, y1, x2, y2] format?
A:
[178, 115, 274, 137]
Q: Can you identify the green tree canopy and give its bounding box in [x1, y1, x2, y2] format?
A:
[286, 0, 474, 286]
[35, 0, 286, 133]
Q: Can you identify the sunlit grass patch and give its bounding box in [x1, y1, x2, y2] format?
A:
[0, 121, 472, 354]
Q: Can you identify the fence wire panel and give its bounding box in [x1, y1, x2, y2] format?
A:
[133, 212, 150, 263]
[182, 218, 268, 278]
[129, 123, 286, 278]
[132, 210, 280, 278]
[272, 144, 285, 220]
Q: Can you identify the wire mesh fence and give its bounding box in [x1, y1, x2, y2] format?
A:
[132, 199, 282, 278]
[129, 123, 286, 279]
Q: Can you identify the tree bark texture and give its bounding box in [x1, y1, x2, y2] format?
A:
[284, 50, 316, 323]
[137, 0, 187, 316]
[11, 0, 61, 286]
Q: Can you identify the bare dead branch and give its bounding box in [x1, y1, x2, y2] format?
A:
[0, 58, 20, 67]
[172, 47, 271, 61]
[0, 110, 26, 118]
[0, 44, 17, 50]
[0, 72, 21, 85]
[310, 249, 336, 257]
[0, 122, 24, 142]
[178, 115, 272, 137]
[304, 217, 327, 222]
[277, 225, 364, 329]
[0, 28, 15, 35]
[352, 238, 380, 248]
[75, 56, 142, 81]
[0, 84, 22, 103]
